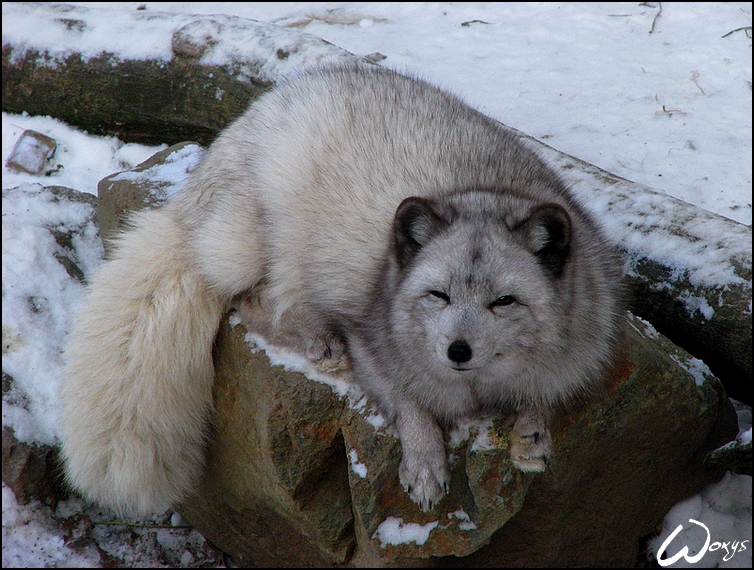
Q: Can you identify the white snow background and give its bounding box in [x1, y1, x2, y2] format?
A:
[2, 2, 752, 567]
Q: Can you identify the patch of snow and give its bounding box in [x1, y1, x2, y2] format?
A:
[108, 143, 205, 201]
[671, 355, 715, 387]
[2, 183, 103, 445]
[648, 472, 752, 568]
[372, 517, 439, 548]
[348, 449, 368, 478]
[447, 509, 477, 531]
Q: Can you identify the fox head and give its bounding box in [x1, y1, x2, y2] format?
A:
[385, 189, 577, 408]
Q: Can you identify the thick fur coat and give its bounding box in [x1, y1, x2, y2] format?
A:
[61, 64, 623, 514]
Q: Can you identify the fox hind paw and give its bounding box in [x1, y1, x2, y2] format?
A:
[306, 335, 348, 372]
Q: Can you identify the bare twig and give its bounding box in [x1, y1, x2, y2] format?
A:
[690, 71, 706, 95]
[649, 2, 663, 35]
[721, 26, 752, 39]
[661, 105, 686, 116]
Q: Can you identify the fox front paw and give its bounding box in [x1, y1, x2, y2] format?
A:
[510, 423, 552, 472]
[399, 454, 450, 511]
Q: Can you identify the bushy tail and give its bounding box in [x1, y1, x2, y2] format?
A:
[60, 207, 226, 516]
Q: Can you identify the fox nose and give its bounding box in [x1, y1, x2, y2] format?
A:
[447, 340, 472, 364]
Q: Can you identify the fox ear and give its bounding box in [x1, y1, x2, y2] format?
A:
[393, 197, 448, 268]
[518, 203, 572, 278]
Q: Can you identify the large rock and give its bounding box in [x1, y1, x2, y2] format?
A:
[6, 176, 736, 565]
[178, 319, 537, 566]
[175, 320, 354, 566]
[173, 309, 736, 567]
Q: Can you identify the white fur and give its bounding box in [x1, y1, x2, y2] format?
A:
[60, 207, 225, 514]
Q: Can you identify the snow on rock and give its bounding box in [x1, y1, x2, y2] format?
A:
[525, 135, 751, 292]
[5, 130, 57, 174]
[1, 484, 97, 568]
[2, 183, 103, 446]
[348, 449, 368, 479]
[372, 517, 439, 548]
[2, 2, 356, 83]
[106, 142, 205, 204]
[648, 472, 752, 568]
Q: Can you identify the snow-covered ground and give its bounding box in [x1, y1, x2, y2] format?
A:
[2, 2, 751, 567]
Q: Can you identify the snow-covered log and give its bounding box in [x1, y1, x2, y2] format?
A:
[2, 2, 357, 145]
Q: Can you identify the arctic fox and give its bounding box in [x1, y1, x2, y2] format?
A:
[60, 63, 623, 515]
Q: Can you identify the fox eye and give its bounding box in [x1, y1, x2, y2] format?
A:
[429, 290, 450, 303]
[489, 295, 516, 308]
